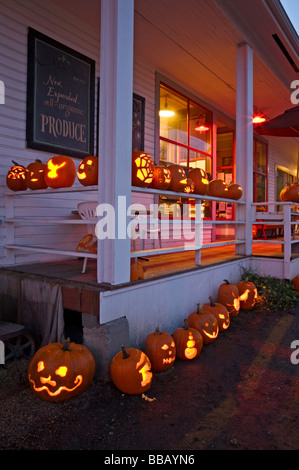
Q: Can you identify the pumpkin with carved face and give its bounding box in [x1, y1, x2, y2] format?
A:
[151, 165, 172, 190]
[110, 346, 152, 395]
[188, 168, 209, 195]
[202, 296, 230, 332]
[172, 319, 203, 360]
[144, 328, 176, 372]
[237, 280, 258, 310]
[28, 339, 96, 402]
[44, 155, 76, 189]
[77, 156, 98, 186]
[187, 304, 219, 344]
[168, 165, 188, 192]
[132, 151, 155, 187]
[25, 159, 48, 190]
[218, 279, 240, 317]
[6, 161, 27, 191]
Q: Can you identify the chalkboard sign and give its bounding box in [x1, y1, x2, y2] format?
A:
[132, 93, 145, 151]
[26, 28, 95, 158]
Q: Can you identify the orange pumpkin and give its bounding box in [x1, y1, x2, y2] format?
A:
[168, 165, 188, 192]
[130, 259, 144, 281]
[292, 275, 299, 295]
[202, 296, 230, 332]
[151, 165, 172, 190]
[172, 319, 203, 360]
[44, 156, 76, 188]
[226, 183, 242, 200]
[132, 150, 155, 187]
[25, 159, 48, 190]
[144, 327, 176, 372]
[187, 304, 219, 344]
[188, 168, 209, 195]
[218, 279, 240, 317]
[6, 161, 27, 191]
[279, 183, 299, 202]
[237, 280, 258, 310]
[110, 346, 152, 395]
[28, 339, 95, 402]
[208, 179, 227, 198]
[77, 156, 98, 186]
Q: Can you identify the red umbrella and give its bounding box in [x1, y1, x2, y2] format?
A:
[255, 105, 299, 137]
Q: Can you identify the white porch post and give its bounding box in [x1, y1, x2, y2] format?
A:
[235, 43, 253, 256]
[97, 0, 134, 284]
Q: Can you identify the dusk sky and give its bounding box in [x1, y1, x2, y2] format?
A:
[281, 0, 299, 34]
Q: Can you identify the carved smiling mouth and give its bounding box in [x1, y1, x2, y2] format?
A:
[29, 374, 83, 397]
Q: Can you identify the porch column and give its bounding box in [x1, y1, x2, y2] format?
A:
[235, 43, 253, 256]
[97, 0, 134, 284]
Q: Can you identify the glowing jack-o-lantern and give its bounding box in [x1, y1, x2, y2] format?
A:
[172, 319, 203, 360]
[77, 156, 98, 186]
[6, 161, 27, 191]
[168, 165, 188, 192]
[151, 165, 172, 190]
[144, 327, 176, 372]
[132, 150, 155, 187]
[110, 346, 152, 395]
[237, 280, 258, 310]
[44, 155, 76, 189]
[25, 159, 48, 190]
[28, 339, 96, 402]
[187, 304, 219, 344]
[202, 296, 230, 332]
[188, 168, 209, 195]
[218, 279, 240, 317]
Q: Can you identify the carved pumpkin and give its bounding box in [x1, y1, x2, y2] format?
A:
[28, 339, 96, 402]
[187, 304, 219, 344]
[77, 156, 98, 186]
[226, 183, 242, 200]
[6, 161, 27, 191]
[218, 279, 240, 317]
[130, 258, 144, 282]
[110, 346, 152, 395]
[172, 319, 203, 360]
[151, 165, 172, 190]
[132, 150, 155, 187]
[181, 177, 195, 194]
[44, 155, 76, 189]
[202, 296, 230, 332]
[208, 179, 227, 198]
[25, 159, 48, 190]
[237, 280, 258, 310]
[144, 327, 176, 372]
[168, 165, 187, 192]
[188, 168, 209, 195]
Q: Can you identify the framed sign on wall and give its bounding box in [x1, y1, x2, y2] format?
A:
[26, 28, 95, 158]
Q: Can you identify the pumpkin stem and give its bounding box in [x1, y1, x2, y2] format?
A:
[196, 303, 203, 314]
[155, 327, 161, 335]
[62, 337, 71, 351]
[223, 279, 230, 284]
[121, 345, 130, 359]
[183, 318, 189, 329]
[12, 160, 20, 165]
[209, 296, 216, 306]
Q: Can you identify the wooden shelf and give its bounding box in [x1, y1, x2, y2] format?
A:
[5, 244, 97, 259]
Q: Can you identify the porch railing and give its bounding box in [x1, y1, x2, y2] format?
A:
[131, 186, 246, 265]
[252, 201, 299, 278]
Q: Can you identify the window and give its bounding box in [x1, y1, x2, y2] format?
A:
[159, 83, 212, 177]
[253, 138, 267, 202]
[216, 131, 234, 220]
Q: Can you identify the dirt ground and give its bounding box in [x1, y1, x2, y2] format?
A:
[0, 307, 298, 452]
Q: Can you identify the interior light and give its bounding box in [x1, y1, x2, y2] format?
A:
[253, 115, 266, 124]
[195, 115, 209, 132]
[159, 95, 174, 117]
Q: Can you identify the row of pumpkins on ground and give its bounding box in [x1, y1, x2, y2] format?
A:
[6, 150, 243, 201]
[28, 278, 257, 402]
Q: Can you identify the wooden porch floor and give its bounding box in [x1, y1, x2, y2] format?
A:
[4, 240, 286, 285]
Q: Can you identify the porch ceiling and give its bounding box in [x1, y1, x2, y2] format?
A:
[134, 0, 298, 121]
[50, 0, 297, 123]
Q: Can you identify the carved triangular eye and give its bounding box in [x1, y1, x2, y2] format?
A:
[161, 344, 169, 350]
[37, 361, 45, 372]
[55, 366, 68, 377]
